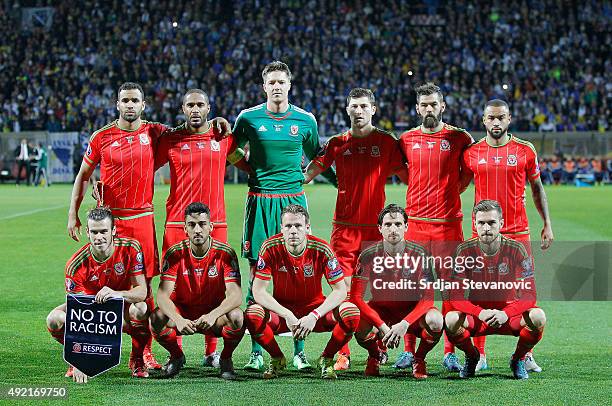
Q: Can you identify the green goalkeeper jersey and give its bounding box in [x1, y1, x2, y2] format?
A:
[233, 103, 323, 192]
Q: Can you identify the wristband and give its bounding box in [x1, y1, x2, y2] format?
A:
[310, 310, 321, 320]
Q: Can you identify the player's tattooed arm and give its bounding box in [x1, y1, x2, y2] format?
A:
[529, 177, 554, 250]
[67, 161, 96, 242]
[252, 278, 299, 328]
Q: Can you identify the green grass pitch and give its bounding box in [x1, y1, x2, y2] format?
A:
[0, 184, 610, 405]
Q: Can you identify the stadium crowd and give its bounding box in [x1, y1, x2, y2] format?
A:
[0, 0, 609, 136]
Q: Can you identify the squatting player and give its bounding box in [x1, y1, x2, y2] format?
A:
[47, 207, 149, 383]
[304, 87, 407, 370]
[398, 82, 474, 371]
[233, 61, 336, 371]
[351, 204, 443, 379]
[445, 200, 546, 379]
[244, 205, 360, 379]
[150, 202, 244, 380]
[462, 99, 554, 371]
[155, 89, 250, 366]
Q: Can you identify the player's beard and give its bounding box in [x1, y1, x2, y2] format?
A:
[121, 110, 141, 123]
[422, 113, 441, 129]
[488, 127, 507, 140]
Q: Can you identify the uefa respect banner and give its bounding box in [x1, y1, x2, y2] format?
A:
[63, 294, 124, 377]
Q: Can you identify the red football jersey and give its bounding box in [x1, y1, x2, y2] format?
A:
[254, 234, 344, 313]
[155, 124, 243, 225]
[312, 128, 405, 226]
[352, 241, 435, 327]
[84, 120, 167, 209]
[463, 135, 540, 235]
[160, 238, 241, 309]
[399, 124, 474, 222]
[64, 237, 144, 295]
[450, 236, 536, 317]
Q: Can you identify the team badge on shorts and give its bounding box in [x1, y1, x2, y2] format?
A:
[440, 139, 451, 151]
[208, 265, 218, 277]
[303, 264, 314, 277]
[210, 140, 220, 151]
[114, 263, 125, 275]
[290, 125, 299, 136]
[507, 154, 517, 166]
[139, 133, 150, 145]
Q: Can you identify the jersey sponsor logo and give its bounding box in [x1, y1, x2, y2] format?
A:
[139, 133, 150, 145]
[371, 146, 380, 157]
[343, 149, 352, 156]
[492, 156, 503, 164]
[440, 139, 450, 151]
[258, 125, 268, 132]
[66, 278, 76, 291]
[507, 154, 517, 166]
[256, 256, 265, 270]
[278, 266, 288, 273]
[196, 142, 205, 149]
[478, 158, 487, 164]
[274, 124, 283, 132]
[86, 145, 93, 155]
[303, 263, 314, 277]
[412, 143, 421, 150]
[208, 265, 218, 277]
[290, 125, 299, 136]
[181, 144, 190, 150]
[426, 141, 436, 149]
[111, 141, 120, 147]
[114, 263, 125, 275]
[210, 140, 220, 151]
[498, 262, 509, 275]
[126, 136, 134, 144]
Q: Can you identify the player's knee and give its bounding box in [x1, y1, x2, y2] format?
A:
[426, 309, 444, 333]
[148, 308, 166, 333]
[226, 308, 244, 329]
[444, 311, 462, 333]
[338, 302, 360, 331]
[529, 308, 546, 329]
[129, 302, 148, 321]
[244, 304, 265, 325]
[46, 309, 65, 330]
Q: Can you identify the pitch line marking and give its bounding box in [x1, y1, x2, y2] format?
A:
[0, 204, 67, 220]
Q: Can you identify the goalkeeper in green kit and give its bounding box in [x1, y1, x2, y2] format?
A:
[233, 61, 337, 371]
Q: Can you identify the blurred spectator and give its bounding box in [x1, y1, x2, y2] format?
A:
[562, 157, 577, 184]
[14, 138, 31, 185]
[28, 141, 39, 185]
[34, 142, 51, 187]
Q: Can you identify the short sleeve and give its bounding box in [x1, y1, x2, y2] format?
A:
[154, 131, 171, 170]
[129, 247, 145, 276]
[223, 250, 241, 285]
[254, 252, 272, 281]
[232, 112, 249, 148]
[83, 134, 101, 168]
[65, 259, 86, 294]
[302, 114, 322, 161]
[226, 134, 245, 164]
[323, 253, 344, 285]
[525, 144, 540, 180]
[160, 252, 179, 282]
[387, 140, 406, 174]
[311, 138, 338, 171]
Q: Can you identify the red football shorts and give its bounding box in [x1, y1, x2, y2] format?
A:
[331, 224, 381, 277]
[162, 224, 228, 259]
[264, 303, 338, 334]
[464, 307, 538, 337]
[113, 209, 159, 278]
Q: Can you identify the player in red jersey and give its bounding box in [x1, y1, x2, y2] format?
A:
[304, 88, 407, 369]
[149, 202, 244, 380]
[445, 200, 546, 379]
[155, 89, 251, 365]
[462, 99, 554, 372]
[47, 207, 149, 383]
[397, 82, 474, 371]
[244, 205, 360, 379]
[67, 82, 166, 370]
[352, 204, 443, 379]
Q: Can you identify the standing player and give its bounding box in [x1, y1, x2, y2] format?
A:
[46, 207, 150, 383]
[351, 204, 443, 379]
[244, 205, 360, 379]
[155, 89, 250, 366]
[233, 61, 336, 371]
[397, 82, 474, 371]
[462, 99, 554, 371]
[304, 88, 407, 370]
[445, 200, 546, 379]
[150, 203, 244, 380]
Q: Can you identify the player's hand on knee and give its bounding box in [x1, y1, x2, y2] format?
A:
[175, 317, 196, 335]
[294, 314, 317, 340]
[383, 320, 409, 348]
[67, 215, 81, 242]
[488, 310, 508, 328]
[377, 323, 391, 339]
[194, 314, 217, 331]
[284, 313, 299, 332]
[478, 309, 496, 323]
[72, 367, 88, 384]
[95, 286, 120, 303]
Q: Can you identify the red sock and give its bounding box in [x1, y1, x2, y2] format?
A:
[220, 326, 245, 359]
[48, 327, 64, 345]
[144, 296, 155, 353]
[321, 305, 360, 358]
[448, 329, 479, 359]
[245, 306, 283, 358]
[152, 327, 184, 359]
[128, 319, 150, 359]
[357, 332, 380, 358]
[415, 329, 441, 360]
[473, 335, 486, 355]
[377, 339, 387, 352]
[513, 327, 543, 361]
[205, 336, 218, 356]
[443, 330, 455, 354]
[339, 342, 351, 356]
[404, 334, 417, 353]
[176, 335, 183, 349]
